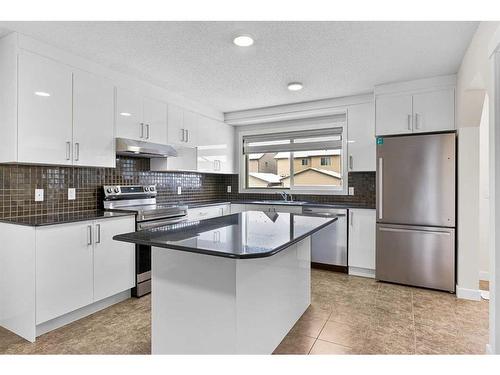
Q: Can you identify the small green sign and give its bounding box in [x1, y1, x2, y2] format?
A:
[376, 137, 384, 145]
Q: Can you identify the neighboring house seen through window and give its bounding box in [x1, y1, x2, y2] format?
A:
[242, 127, 345, 192]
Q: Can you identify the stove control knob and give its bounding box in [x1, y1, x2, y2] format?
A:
[150, 186, 155, 191]
[106, 188, 113, 194]
[144, 186, 149, 192]
[114, 188, 120, 193]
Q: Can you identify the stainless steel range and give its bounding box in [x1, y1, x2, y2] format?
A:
[103, 185, 188, 297]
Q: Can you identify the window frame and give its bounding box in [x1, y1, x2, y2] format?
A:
[238, 115, 348, 195]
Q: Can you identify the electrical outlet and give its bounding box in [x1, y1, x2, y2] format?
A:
[227, 185, 232, 193]
[348, 187, 355, 196]
[35, 189, 44, 202]
[177, 186, 182, 195]
[68, 188, 76, 200]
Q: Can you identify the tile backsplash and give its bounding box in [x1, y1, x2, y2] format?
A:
[0, 157, 375, 219]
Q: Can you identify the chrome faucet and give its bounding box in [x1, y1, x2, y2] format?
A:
[279, 191, 292, 202]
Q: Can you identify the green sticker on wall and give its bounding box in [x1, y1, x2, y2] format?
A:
[376, 137, 384, 145]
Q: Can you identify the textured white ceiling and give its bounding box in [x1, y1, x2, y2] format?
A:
[0, 21, 478, 112]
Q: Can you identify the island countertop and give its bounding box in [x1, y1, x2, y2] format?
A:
[113, 210, 337, 259]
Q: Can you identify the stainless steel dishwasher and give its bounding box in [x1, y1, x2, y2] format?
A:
[302, 206, 348, 272]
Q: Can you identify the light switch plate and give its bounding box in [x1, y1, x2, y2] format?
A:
[227, 185, 231, 193]
[177, 186, 182, 195]
[68, 188, 76, 200]
[35, 189, 44, 202]
[348, 187, 355, 196]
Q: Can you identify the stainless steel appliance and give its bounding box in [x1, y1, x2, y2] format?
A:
[302, 206, 347, 272]
[103, 185, 188, 297]
[376, 132, 456, 292]
[115, 138, 178, 158]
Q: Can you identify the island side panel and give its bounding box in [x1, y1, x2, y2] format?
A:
[0, 223, 37, 342]
[151, 247, 238, 354]
[236, 237, 311, 354]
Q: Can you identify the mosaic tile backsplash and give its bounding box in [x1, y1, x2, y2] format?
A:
[0, 157, 375, 219]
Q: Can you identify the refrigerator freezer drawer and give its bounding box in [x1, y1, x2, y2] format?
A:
[376, 224, 455, 292]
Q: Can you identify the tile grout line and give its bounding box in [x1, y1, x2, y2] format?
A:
[308, 308, 334, 354]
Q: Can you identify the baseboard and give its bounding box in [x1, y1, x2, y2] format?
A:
[480, 271, 489, 281]
[348, 267, 375, 279]
[486, 344, 492, 354]
[456, 285, 482, 301]
[36, 290, 131, 337]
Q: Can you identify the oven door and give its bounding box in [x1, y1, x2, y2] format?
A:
[134, 216, 188, 297]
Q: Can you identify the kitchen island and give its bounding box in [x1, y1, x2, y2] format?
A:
[114, 210, 337, 354]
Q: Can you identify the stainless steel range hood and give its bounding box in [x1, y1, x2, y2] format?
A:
[116, 138, 178, 158]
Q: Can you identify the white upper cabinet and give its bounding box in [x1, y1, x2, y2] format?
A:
[18, 50, 73, 165]
[375, 94, 413, 136]
[375, 75, 456, 136]
[73, 69, 115, 168]
[347, 102, 375, 171]
[116, 88, 168, 143]
[167, 105, 198, 147]
[143, 98, 168, 144]
[197, 117, 235, 174]
[412, 88, 455, 133]
[116, 88, 145, 141]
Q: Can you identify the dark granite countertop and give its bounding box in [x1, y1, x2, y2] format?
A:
[0, 210, 135, 227]
[114, 211, 337, 259]
[183, 199, 374, 210]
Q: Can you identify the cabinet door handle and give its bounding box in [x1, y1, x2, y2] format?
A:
[146, 124, 150, 139]
[87, 225, 93, 245]
[96, 224, 101, 244]
[140, 123, 145, 138]
[350, 211, 354, 226]
[213, 160, 217, 170]
[66, 141, 71, 160]
[349, 155, 353, 170]
[407, 114, 412, 130]
[185, 129, 189, 143]
[415, 113, 420, 129]
[74, 142, 80, 161]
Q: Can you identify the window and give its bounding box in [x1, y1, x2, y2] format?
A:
[320, 157, 331, 166]
[242, 127, 345, 192]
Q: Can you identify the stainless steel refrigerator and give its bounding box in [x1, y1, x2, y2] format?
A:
[376, 132, 456, 292]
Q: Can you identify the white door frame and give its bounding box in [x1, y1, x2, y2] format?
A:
[489, 47, 500, 354]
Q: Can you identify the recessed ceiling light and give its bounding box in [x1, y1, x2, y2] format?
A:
[34, 91, 51, 97]
[233, 35, 254, 47]
[287, 82, 303, 91]
[119, 112, 132, 117]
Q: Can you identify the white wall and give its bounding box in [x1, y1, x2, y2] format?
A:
[455, 22, 500, 299]
[479, 95, 490, 281]
[456, 21, 500, 353]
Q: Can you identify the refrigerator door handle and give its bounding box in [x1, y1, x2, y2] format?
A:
[378, 157, 383, 220]
[379, 227, 451, 236]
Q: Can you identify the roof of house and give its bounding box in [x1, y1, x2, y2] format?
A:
[248, 153, 265, 160]
[274, 150, 341, 159]
[248, 172, 282, 183]
[280, 167, 342, 180]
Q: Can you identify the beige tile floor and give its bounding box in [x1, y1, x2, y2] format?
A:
[0, 269, 489, 355]
[274, 270, 489, 355]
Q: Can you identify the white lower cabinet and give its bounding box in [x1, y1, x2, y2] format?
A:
[36, 222, 94, 324]
[35, 216, 135, 325]
[348, 209, 376, 278]
[187, 204, 230, 221]
[93, 217, 135, 301]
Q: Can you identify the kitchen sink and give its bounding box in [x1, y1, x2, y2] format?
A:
[254, 200, 308, 205]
